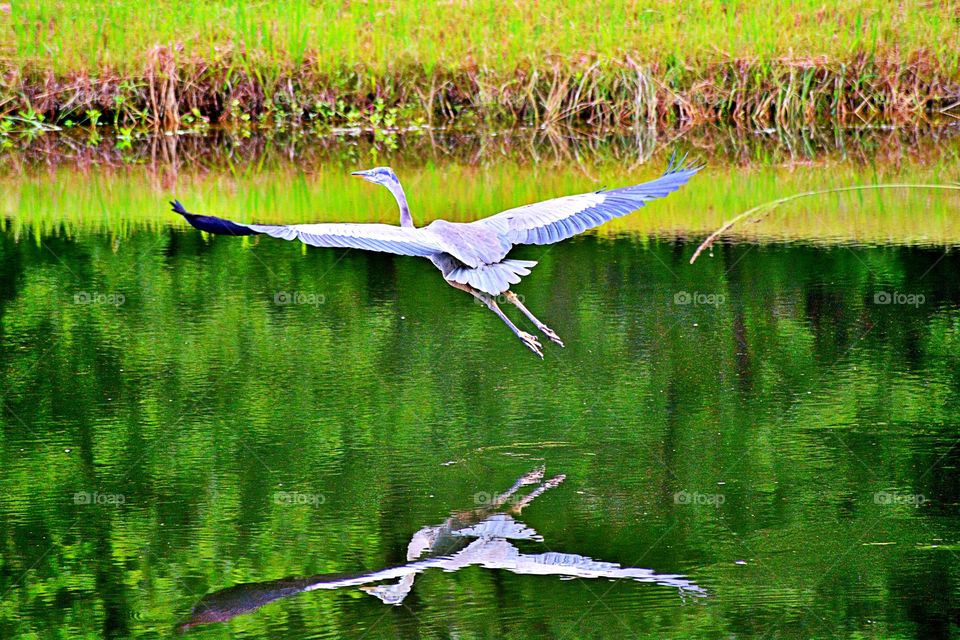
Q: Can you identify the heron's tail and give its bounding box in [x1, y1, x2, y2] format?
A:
[447, 259, 538, 296]
[168, 199, 262, 236]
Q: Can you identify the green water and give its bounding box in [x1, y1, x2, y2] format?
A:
[1, 129, 959, 639]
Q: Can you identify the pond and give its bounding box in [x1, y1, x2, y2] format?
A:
[1, 126, 959, 638]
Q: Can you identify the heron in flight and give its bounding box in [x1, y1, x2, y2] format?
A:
[171, 155, 700, 357]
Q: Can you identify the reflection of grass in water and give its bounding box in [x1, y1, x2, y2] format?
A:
[3, 150, 959, 245]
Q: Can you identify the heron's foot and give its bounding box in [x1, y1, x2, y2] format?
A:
[510, 473, 567, 514]
[537, 324, 564, 347]
[543, 474, 566, 490]
[518, 331, 544, 359]
[519, 466, 546, 486]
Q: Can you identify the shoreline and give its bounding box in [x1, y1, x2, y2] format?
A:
[6, 55, 960, 131]
[2, 121, 957, 171]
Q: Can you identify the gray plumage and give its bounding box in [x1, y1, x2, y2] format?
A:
[171, 155, 702, 357]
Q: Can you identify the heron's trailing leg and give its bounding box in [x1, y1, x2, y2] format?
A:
[509, 474, 566, 514]
[446, 281, 543, 358]
[480, 295, 544, 359]
[489, 465, 545, 507]
[503, 291, 564, 347]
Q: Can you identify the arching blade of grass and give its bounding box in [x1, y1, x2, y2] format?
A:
[690, 183, 960, 264]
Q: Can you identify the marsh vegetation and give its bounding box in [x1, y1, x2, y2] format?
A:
[4, 1, 960, 130]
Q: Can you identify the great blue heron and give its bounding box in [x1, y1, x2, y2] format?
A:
[171, 155, 701, 357]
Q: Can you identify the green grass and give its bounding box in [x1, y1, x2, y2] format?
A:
[7, 1, 960, 74]
[3, 1, 960, 127]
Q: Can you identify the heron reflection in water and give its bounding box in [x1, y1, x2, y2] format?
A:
[177, 467, 704, 631]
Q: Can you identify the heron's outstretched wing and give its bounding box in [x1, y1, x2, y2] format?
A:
[476, 155, 702, 246]
[170, 201, 443, 257]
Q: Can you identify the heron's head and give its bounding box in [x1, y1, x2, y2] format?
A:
[359, 578, 413, 605]
[351, 166, 413, 227]
[351, 166, 400, 187]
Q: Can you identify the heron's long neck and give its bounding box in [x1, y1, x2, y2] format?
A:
[386, 182, 414, 228]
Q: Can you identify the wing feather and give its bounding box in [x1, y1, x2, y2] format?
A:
[170, 201, 444, 258]
[476, 156, 702, 246]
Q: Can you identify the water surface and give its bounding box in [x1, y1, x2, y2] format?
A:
[1, 128, 959, 639]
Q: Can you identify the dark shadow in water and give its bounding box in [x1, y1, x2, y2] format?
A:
[177, 467, 705, 632]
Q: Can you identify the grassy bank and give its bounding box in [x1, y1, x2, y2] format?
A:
[3, 1, 960, 129]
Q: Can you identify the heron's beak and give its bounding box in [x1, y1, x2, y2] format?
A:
[351, 170, 372, 181]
